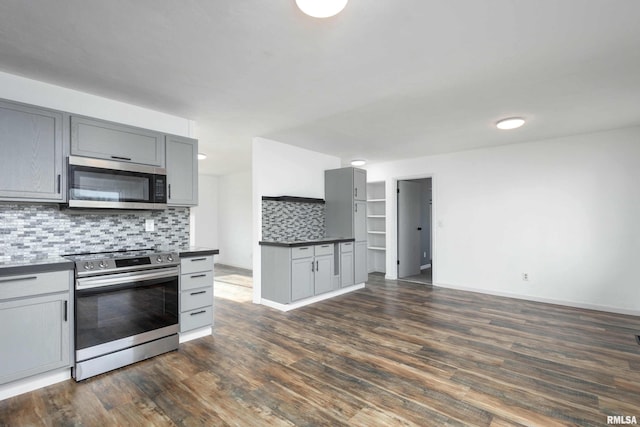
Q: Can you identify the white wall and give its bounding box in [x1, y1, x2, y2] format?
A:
[366, 126, 640, 315]
[0, 71, 194, 136]
[218, 171, 253, 269]
[191, 174, 219, 249]
[252, 137, 341, 303]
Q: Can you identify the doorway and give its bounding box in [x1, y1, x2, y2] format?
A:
[397, 178, 432, 284]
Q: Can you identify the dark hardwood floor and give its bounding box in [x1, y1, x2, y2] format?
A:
[2, 269, 640, 426]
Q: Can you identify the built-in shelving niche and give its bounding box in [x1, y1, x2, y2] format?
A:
[367, 181, 386, 273]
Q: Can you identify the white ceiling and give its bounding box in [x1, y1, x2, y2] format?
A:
[1, 1, 639, 175]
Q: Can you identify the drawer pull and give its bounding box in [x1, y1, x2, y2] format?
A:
[190, 310, 206, 316]
[298, 247, 308, 250]
[190, 291, 207, 296]
[0, 276, 37, 283]
[111, 155, 132, 161]
[321, 245, 329, 248]
[190, 274, 207, 278]
[190, 258, 207, 262]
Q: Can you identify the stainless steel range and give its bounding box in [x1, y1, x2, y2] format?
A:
[64, 249, 180, 381]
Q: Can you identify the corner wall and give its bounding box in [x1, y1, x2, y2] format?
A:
[366, 126, 640, 315]
[218, 171, 253, 269]
[252, 137, 341, 303]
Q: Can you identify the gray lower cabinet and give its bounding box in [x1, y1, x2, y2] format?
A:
[180, 255, 214, 333]
[340, 242, 354, 288]
[0, 270, 72, 385]
[262, 244, 336, 304]
[0, 99, 64, 202]
[71, 115, 165, 167]
[355, 241, 368, 284]
[166, 135, 198, 206]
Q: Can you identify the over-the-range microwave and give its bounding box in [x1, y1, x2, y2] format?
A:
[66, 156, 167, 210]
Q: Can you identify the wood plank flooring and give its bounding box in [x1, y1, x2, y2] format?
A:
[2, 269, 640, 426]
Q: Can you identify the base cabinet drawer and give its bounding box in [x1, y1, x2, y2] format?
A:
[181, 271, 214, 291]
[180, 256, 214, 275]
[181, 287, 213, 312]
[180, 306, 213, 333]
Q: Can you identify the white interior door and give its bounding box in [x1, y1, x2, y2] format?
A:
[398, 180, 421, 278]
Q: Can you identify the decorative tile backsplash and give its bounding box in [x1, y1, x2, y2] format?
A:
[0, 204, 190, 261]
[262, 200, 325, 241]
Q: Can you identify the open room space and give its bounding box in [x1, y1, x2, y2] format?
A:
[1, 0, 640, 425]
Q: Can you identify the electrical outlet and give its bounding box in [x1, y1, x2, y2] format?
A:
[522, 273, 529, 281]
[423, 251, 427, 258]
[145, 219, 155, 232]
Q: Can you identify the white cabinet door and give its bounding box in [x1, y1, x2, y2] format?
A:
[166, 135, 198, 206]
[291, 257, 314, 301]
[353, 169, 367, 201]
[354, 201, 367, 241]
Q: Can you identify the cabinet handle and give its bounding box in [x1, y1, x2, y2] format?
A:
[111, 155, 132, 161]
[298, 247, 308, 250]
[191, 258, 207, 262]
[0, 276, 37, 283]
[168, 184, 172, 199]
[316, 260, 319, 271]
[321, 245, 329, 248]
[355, 188, 358, 198]
[57, 174, 61, 194]
[311, 261, 314, 272]
[190, 290, 207, 296]
[190, 274, 207, 278]
[63, 300, 68, 322]
[190, 310, 206, 316]
[355, 204, 358, 213]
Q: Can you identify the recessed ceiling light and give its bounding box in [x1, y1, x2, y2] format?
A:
[496, 117, 525, 130]
[197, 153, 207, 160]
[351, 159, 366, 166]
[295, 0, 348, 18]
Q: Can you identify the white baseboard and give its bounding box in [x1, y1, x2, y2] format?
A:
[179, 326, 213, 343]
[0, 368, 70, 401]
[434, 282, 640, 317]
[261, 283, 366, 312]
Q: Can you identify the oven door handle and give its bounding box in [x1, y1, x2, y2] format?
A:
[76, 267, 179, 291]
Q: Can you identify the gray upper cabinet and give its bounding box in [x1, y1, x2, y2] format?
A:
[71, 116, 165, 167]
[166, 135, 198, 206]
[354, 169, 366, 201]
[0, 99, 64, 202]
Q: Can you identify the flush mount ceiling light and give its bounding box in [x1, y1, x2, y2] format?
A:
[496, 117, 526, 130]
[295, 0, 348, 18]
[197, 153, 207, 160]
[351, 159, 366, 166]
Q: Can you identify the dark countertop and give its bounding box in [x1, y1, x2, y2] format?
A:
[176, 246, 220, 258]
[0, 256, 74, 277]
[259, 237, 355, 248]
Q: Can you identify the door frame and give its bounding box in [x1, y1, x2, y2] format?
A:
[388, 173, 436, 284]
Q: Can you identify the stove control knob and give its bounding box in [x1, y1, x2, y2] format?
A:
[99, 261, 107, 269]
[89, 262, 95, 270]
[83, 262, 90, 270]
[167, 254, 174, 262]
[156, 256, 163, 263]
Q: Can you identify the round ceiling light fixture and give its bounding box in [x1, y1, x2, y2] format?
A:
[496, 117, 525, 130]
[350, 159, 366, 167]
[197, 153, 207, 160]
[295, 0, 348, 18]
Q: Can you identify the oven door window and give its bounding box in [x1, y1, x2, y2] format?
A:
[69, 165, 153, 203]
[76, 276, 178, 350]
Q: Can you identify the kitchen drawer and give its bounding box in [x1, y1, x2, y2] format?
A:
[291, 246, 313, 259]
[181, 287, 213, 312]
[180, 255, 214, 275]
[180, 306, 213, 333]
[181, 271, 213, 291]
[0, 270, 70, 301]
[340, 242, 353, 253]
[314, 244, 334, 257]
